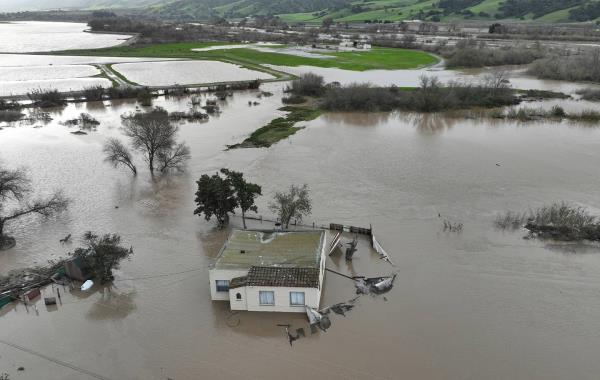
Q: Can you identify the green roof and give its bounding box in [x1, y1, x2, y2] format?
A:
[214, 230, 324, 270]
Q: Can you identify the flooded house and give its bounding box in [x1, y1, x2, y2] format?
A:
[209, 230, 326, 312]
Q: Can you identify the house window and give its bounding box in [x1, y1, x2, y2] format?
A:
[259, 291, 275, 305]
[215, 280, 229, 292]
[236, 293, 242, 300]
[289, 291, 305, 306]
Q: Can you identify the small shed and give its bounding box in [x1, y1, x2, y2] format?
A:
[64, 257, 93, 282]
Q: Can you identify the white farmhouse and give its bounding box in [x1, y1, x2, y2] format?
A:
[209, 229, 326, 312]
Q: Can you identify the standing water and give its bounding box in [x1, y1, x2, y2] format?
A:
[1, 22, 600, 380]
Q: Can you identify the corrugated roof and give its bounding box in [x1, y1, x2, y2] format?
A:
[214, 230, 324, 270]
[245, 266, 319, 288]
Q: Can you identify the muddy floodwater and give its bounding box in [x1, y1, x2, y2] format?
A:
[0, 22, 132, 53]
[1, 81, 600, 379]
[2, 21, 600, 380]
[112, 60, 274, 86]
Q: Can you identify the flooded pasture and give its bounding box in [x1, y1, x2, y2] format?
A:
[0, 22, 132, 53]
[111, 60, 275, 86]
[1, 81, 600, 379]
[273, 64, 600, 94]
[2, 21, 600, 380]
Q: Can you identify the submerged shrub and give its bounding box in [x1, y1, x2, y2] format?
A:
[288, 73, 325, 97]
[27, 89, 67, 108]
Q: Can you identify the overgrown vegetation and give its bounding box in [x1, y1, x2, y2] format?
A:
[495, 202, 600, 241]
[320, 75, 518, 112]
[439, 39, 545, 68]
[576, 88, 600, 101]
[0, 110, 24, 122]
[26, 89, 67, 108]
[71, 232, 133, 283]
[229, 106, 322, 148]
[528, 50, 600, 83]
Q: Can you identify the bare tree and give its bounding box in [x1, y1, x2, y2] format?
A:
[0, 167, 68, 249]
[121, 107, 189, 175]
[269, 184, 312, 229]
[157, 142, 191, 173]
[103, 138, 137, 175]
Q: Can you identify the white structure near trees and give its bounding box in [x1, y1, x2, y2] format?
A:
[209, 230, 326, 313]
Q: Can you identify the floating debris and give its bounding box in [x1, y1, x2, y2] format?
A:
[345, 235, 358, 261]
[80, 280, 93, 291]
[372, 234, 395, 266]
[355, 274, 397, 295]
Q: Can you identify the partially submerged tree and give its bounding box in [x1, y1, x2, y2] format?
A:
[0, 167, 69, 249]
[269, 184, 312, 229]
[103, 138, 137, 175]
[71, 232, 133, 283]
[221, 169, 262, 229]
[157, 142, 191, 173]
[121, 107, 190, 175]
[194, 172, 237, 228]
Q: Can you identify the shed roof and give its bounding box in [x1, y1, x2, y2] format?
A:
[213, 230, 324, 270]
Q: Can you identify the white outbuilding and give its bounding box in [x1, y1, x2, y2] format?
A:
[209, 229, 326, 313]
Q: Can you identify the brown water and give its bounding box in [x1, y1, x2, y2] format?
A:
[2, 82, 600, 379]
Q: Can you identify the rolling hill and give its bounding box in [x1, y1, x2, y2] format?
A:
[2, 0, 600, 23]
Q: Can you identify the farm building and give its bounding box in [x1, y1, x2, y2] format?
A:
[209, 230, 326, 313]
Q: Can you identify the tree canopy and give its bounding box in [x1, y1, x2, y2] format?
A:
[269, 184, 312, 229]
[194, 172, 237, 228]
[221, 169, 262, 229]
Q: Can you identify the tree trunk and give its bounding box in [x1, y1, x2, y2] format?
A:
[242, 210, 247, 229]
[0, 218, 4, 238]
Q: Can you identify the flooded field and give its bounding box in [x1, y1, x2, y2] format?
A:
[2, 21, 600, 380]
[2, 81, 600, 379]
[0, 22, 132, 53]
[0, 55, 179, 96]
[272, 64, 600, 94]
[112, 60, 274, 86]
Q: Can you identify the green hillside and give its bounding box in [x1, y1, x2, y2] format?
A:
[3, 0, 600, 23]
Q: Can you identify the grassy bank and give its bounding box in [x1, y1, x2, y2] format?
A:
[228, 106, 322, 149]
[52, 43, 439, 72]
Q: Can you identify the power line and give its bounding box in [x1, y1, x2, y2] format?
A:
[0, 339, 113, 380]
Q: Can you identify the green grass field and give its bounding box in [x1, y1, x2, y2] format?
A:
[54, 43, 439, 72]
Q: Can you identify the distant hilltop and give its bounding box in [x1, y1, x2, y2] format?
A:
[2, 0, 600, 24]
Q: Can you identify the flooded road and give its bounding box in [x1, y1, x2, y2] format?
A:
[2, 82, 600, 379]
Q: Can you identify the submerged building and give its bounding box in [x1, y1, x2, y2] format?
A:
[209, 229, 326, 313]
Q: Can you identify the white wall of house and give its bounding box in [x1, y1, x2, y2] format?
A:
[242, 286, 320, 313]
[209, 268, 248, 300]
[229, 287, 247, 310]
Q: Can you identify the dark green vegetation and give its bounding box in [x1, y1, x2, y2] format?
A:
[57, 43, 438, 72]
[194, 169, 262, 228]
[0, 166, 68, 249]
[495, 202, 600, 242]
[70, 232, 134, 283]
[229, 106, 322, 148]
